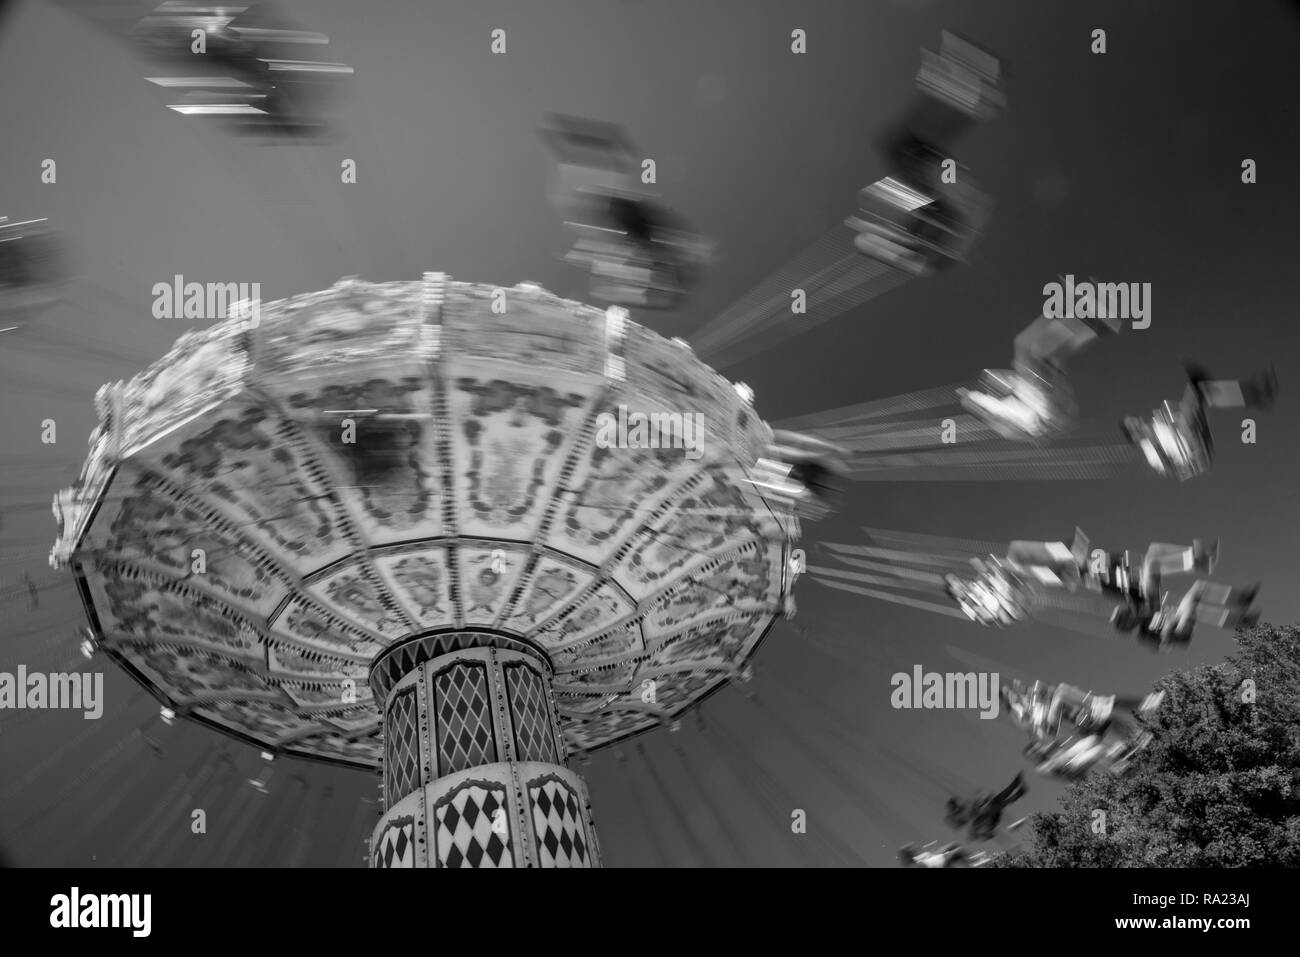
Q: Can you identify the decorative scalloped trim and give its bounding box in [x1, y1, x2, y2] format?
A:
[59, 273, 796, 760]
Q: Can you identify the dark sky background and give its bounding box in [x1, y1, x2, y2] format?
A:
[2, 0, 1298, 867]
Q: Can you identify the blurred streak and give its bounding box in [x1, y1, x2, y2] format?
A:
[692, 33, 1005, 366]
[130, 1, 353, 138]
[706, 709, 870, 866]
[747, 430, 849, 522]
[808, 562, 944, 590]
[811, 530, 1037, 623]
[283, 782, 334, 867]
[737, 687, 914, 843]
[843, 443, 1141, 481]
[128, 747, 233, 865]
[817, 416, 972, 440]
[611, 750, 673, 867]
[337, 797, 378, 868]
[775, 385, 965, 431]
[814, 555, 949, 584]
[835, 421, 1002, 452]
[688, 228, 846, 355]
[262, 59, 351, 73]
[636, 743, 715, 866]
[848, 31, 1003, 278]
[168, 103, 268, 115]
[859, 526, 1004, 554]
[846, 464, 1131, 481]
[145, 75, 255, 87]
[815, 576, 971, 618]
[540, 114, 713, 310]
[822, 541, 973, 563]
[704, 260, 912, 370]
[847, 444, 1135, 468]
[0, 218, 71, 332]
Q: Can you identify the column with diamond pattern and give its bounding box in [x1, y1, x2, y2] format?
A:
[370, 641, 600, 867]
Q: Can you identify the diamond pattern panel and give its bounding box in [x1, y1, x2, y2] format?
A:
[374, 817, 415, 869]
[384, 687, 421, 806]
[433, 783, 513, 868]
[530, 778, 591, 868]
[433, 662, 496, 777]
[505, 664, 557, 765]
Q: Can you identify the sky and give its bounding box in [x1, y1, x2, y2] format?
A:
[1, 0, 1298, 867]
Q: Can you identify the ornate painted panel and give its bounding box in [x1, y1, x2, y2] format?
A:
[55, 275, 792, 767]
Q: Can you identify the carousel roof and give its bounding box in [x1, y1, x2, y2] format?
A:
[52, 274, 797, 767]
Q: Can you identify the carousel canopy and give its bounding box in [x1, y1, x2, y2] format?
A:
[52, 274, 796, 767]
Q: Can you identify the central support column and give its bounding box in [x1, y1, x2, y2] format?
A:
[368, 636, 601, 868]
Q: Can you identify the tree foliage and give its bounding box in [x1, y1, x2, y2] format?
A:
[994, 623, 1300, 867]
